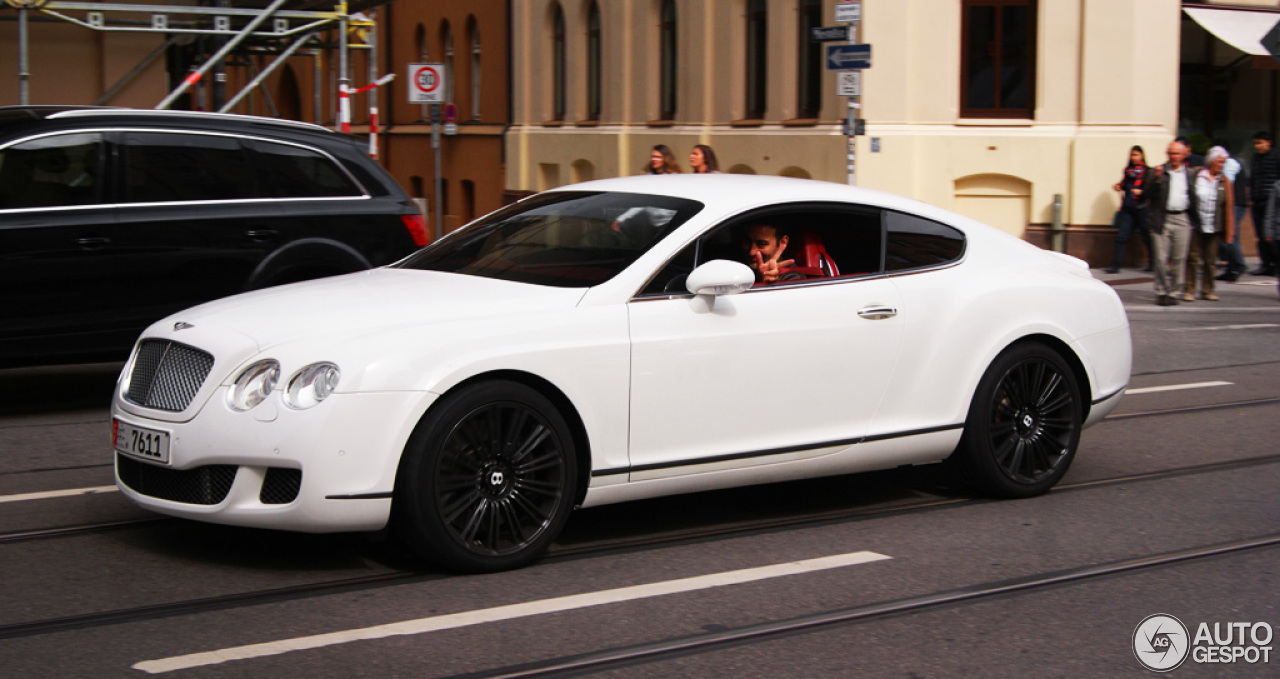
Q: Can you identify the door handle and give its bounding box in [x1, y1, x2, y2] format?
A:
[245, 229, 279, 242]
[857, 305, 897, 320]
[76, 236, 110, 249]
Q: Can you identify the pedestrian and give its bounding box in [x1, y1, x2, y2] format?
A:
[1216, 140, 1249, 282]
[1184, 146, 1234, 301]
[643, 145, 682, 175]
[1249, 131, 1280, 276]
[1106, 145, 1154, 273]
[1145, 139, 1200, 306]
[689, 144, 721, 174]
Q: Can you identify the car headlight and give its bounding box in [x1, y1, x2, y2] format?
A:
[227, 360, 280, 411]
[283, 362, 340, 410]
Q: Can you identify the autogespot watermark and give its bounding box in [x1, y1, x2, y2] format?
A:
[1133, 613, 1274, 672]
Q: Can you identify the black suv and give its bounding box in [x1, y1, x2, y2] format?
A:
[0, 106, 428, 367]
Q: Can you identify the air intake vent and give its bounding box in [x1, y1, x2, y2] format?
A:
[116, 454, 236, 505]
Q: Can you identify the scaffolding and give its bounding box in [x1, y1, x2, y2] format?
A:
[4, 0, 389, 137]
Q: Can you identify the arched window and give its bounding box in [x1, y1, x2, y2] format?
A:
[587, 2, 602, 121]
[467, 17, 481, 120]
[553, 3, 566, 121]
[796, 0, 822, 119]
[441, 20, 455, 104]
[745, 0, 767, 119]
[659, 0, 677, 121]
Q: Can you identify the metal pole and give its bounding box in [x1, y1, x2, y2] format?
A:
[155, 0, 291, 109]
[432, 103, 442, 241]
[367, 17, 379, 158]
[218, 31, 316, 112]
[337, 3, 349, 131]
[18, 7, 30, 105]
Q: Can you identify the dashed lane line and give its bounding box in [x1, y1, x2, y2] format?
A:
[0, 485, 117, 504]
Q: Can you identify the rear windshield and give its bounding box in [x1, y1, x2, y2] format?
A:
[395, 191, 703, 287]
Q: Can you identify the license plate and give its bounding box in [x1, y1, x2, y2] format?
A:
[113, 419, 171, 464]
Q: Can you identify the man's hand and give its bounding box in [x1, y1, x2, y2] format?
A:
[753, 241, 795, 284]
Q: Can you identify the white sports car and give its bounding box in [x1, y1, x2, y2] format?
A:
[111, 175, 1131, 572]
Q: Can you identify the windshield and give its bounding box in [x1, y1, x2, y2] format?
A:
[395, 191, 703, 287]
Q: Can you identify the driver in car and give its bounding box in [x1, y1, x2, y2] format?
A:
[741, 222, 803, 284]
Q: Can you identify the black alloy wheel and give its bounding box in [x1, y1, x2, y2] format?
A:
[396, 381, 577, 572]
[954, 342, 1083, 498]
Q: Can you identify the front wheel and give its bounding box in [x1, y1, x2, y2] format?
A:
[395, 380, 577, 572]
[953, 343, 1083, 498]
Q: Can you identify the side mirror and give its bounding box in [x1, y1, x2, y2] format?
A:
[685, 259, 755, 296]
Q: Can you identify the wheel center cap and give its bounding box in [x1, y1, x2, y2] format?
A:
[489, 471, 505, 487]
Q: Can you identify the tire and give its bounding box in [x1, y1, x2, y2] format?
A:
[395, 380, 578, 572]
[953, 342, 1083, 498]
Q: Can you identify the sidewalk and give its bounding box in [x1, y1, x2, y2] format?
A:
[1090, 258, 1280, 311]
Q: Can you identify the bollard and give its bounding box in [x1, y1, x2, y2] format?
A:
[1051, 193, 1064, 253]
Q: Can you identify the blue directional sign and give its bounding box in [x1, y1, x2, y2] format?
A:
[826, 43, 871, 70]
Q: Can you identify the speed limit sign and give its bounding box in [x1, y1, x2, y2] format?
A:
[408, 63, 447, 104]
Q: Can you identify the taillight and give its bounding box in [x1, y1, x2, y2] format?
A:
[401, 214, 430, 247]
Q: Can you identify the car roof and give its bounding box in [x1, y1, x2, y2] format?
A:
[0, 106, 338, 141]
[551, 174, 953, 223]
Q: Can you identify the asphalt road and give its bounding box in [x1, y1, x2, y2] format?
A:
[0, 269, 1276, 678]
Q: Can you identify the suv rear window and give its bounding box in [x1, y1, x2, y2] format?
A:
[249, 139, 364, 198]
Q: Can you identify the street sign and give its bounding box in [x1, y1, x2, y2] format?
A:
[826, 43, 871, 70]
[810, 25, 852, 43]
[835, 0, 862, 24]
[837, 71, 861, 97]
[843, 118, 866, 137]
[443, 102, 458, 124]
[1263, 18, 1280, 65]
[408, 63, 446, 104]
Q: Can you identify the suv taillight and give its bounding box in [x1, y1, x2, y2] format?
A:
[401, 214, 430, 247]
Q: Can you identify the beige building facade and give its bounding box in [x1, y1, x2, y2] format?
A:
[504, 0, 1280, 262]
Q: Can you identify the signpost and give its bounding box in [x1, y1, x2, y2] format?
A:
[832, 1, 865, 186]
[810, 25, 852, 43]
[408, 62, 448, 239]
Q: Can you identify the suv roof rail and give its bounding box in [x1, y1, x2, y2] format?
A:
[47, 108, 332, 133]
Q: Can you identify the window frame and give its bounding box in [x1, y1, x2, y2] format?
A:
[658, 0, 678, 122]
[959, 0, 1037, 120]
[796, 0, 823, 120]
[745, 0, 768, 120]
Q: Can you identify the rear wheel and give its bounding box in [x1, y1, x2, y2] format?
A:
[395, 380, 577, 572]
[953, 343, 1083, 498]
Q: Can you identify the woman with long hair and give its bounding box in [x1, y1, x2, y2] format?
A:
[643, 145, 682, 174]
[689, 144, 720, 174]
[1107, 145, 1154, 273]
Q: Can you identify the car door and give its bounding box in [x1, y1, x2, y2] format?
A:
[625, 204, 906, 479]
[108, 130, 284, 327]
[0, 131, 128, 363]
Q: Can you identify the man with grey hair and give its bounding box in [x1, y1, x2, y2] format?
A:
[1145, 139, 1200, 306]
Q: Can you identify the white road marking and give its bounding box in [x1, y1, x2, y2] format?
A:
[0, 485, 118, 504]
[134, 550, 893, 674]
[1125, 381, 1233, 395]
[1167, 323, 1278, 332]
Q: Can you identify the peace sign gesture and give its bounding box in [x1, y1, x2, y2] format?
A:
[752, 237, 795, 284]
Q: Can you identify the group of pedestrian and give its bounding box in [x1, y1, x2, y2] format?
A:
[1108, 131, 1280, 306]
[643, 144, 721, 175]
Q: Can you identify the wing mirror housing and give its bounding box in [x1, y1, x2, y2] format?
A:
[685, 259, 755, 296]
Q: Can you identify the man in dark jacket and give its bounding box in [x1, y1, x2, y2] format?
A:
[1146, 140, 1200, 306]
[1249, 131, 1280, 276]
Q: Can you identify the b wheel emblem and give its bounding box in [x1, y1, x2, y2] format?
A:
[1022, 414, 1034, 428]
[489, 471, 505, 486]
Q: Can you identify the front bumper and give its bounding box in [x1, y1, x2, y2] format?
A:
[113, 388, 437, 533]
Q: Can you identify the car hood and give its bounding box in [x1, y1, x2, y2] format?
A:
[161, 268, 589, 351]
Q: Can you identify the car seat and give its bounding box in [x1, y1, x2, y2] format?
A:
[779, 228, 839, 278]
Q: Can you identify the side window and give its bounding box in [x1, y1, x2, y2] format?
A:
[885, 211, 966, 271]
[121, 132, 261, 203]
[0, 133, 103, 210]
[248, 140, 364, 198]
[639, 204, 883, 296]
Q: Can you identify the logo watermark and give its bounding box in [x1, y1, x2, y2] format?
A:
[1134, 614, 1274, 672]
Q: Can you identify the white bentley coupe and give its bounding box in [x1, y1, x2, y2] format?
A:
[111, 175, 1131, 572]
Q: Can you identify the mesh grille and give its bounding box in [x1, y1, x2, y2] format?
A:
[260, 468, 302, 505]
[125, 340, 214, 412]
[116, 454, 237, 505]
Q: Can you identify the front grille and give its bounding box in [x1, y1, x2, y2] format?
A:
[260, 468, 302, 504]
[125, 339, 214, 412]
[117, 454, 237, 505]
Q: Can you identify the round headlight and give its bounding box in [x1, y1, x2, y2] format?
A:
[227, 360, 280, 411]
[284, 362, 340, 410]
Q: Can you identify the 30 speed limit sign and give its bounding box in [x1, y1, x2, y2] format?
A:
[408, 63, 447, 104]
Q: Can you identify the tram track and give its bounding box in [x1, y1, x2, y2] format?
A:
[2, 448, 1279, 642]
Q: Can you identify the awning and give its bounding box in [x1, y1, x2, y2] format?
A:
[1184, 7, 1280, 57]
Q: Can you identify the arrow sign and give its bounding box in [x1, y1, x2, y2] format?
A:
[1263, 18, 1280, 65]
[826, 43, 871, 70]
[811, 25, 852, 43]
